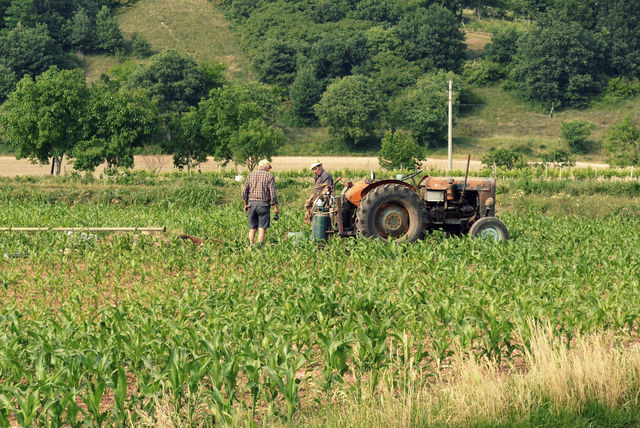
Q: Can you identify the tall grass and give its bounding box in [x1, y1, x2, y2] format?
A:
[321, 326, 640, 427]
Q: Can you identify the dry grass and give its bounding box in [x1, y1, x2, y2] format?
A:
[324, 325, 640, 427]
[79, 53, 121, 83]
[464, 30, 492, 59]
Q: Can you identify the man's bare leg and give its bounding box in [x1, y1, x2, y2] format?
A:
[249, 228, 257, 244]
[257, 228, 266, 244]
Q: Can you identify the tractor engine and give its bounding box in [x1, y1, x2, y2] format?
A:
[418, 176, 496, 233]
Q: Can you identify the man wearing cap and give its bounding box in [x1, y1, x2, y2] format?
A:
[242, 159, 279, 245]
[304, 161, 333, 223]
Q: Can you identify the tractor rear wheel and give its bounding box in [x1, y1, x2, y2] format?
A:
[468, 217, 509, 241]
[356, 183, 427, 242]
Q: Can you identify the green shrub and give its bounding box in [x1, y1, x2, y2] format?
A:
[560, 119, 595, 153]
[461, 59, 505, 85]
[378, 130, 424, 170]
[602, 77, 640, 102]
[481, 148, 527, 169]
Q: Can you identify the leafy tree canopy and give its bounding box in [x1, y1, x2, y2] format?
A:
[509, 18, 605, 109]
[229, 119, 284, 171]
[126, 50, 211, 115]
[0, 23, 62, 78]
[165, 108, 210, 172]
[73, 86, 158, 171]
[199, 82, 280, 162]
[314, 74, 383, 146]
[389, 71, 464, 147]
[560, 119, 595, 154]
[393, 4, 465, 71]
[0, 66, 88, 174]
[482, 148, 527, 169]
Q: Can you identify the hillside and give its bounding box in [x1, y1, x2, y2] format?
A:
[83, 0, 251, 82]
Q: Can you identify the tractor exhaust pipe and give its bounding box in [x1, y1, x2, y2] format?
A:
[460, 154, 471, 200]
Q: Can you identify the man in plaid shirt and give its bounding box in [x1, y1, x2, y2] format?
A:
[242, 159, 279, 245]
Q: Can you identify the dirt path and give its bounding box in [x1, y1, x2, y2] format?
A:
[0, 155, 610, 177]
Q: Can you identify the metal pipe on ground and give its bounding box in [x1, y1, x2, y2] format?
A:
[0, 227, 166, 232]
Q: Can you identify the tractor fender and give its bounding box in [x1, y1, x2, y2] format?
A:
[362, 179, 416, 197]
[345, 180, 417, 207]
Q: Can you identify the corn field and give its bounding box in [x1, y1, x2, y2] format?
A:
[0, 173, 639, 426]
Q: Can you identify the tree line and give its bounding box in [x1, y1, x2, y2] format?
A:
[0, 50, 283, 174]
[217, 0, 640, 149]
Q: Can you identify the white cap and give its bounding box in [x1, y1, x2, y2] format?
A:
[310, 161, 322, 169]
[258, 159, 271, 167]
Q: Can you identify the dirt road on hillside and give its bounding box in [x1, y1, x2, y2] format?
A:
[0, 155, 610, 177]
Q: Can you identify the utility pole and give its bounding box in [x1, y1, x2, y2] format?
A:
[447, 79, 453, 172]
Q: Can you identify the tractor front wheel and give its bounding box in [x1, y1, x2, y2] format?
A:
[356, 184, 427, 242]
[468, 217, 509, 241]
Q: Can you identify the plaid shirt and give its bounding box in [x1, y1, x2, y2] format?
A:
[313, 169, 334, 198]
[242, 169, 278, 205]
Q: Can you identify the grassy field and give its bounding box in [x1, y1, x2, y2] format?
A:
[1, 172, 640, 426]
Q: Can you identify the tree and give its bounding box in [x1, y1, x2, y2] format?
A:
[560, 119, 595, 154]
[163, 108, 209, 172]
[127, 50, 209, 114]
[509, 18, 605, 108]
[229, 119, 283, 170]
[352, 0, 399, 24]
[364, 52, 421, 97]
[311, 0, 345, 23]
[73, 86, 158, 171]
[394, 5, 465, 71]
[389, 71, 463, 147]
[309, 30, 369, 80]
[463, 0, 508, 17]
[199, 83, 279, 163]
[126, 50, 219, 141]
[603, 115, 640, 167]
[314, 75, 383, 146]
[95, 5, 124, 53]
[484, 27, 520, 65]
[130, 32, 153, 58]
[539, 149, 574, 168]
[3, 0, 38, 29]
[0, 66, 88, 175]
[597, 0, 640, 78]
[507, 0, 552, 18]
[378, 130, 424, 170]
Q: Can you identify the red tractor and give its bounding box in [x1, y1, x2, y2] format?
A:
[313, 166, 508, 242]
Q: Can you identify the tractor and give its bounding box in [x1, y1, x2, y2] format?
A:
[311, 160, 508, 242]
